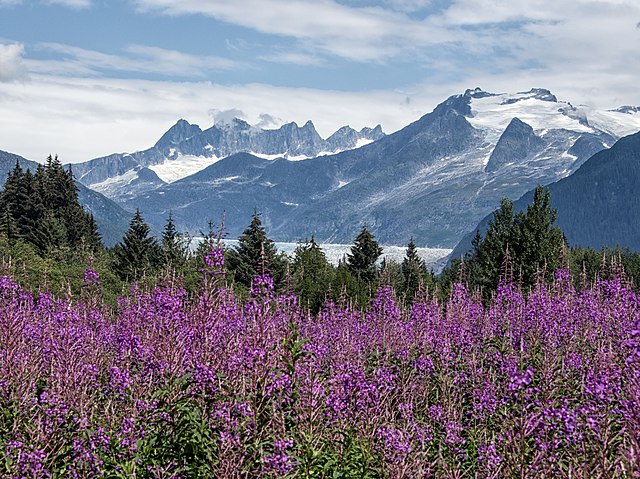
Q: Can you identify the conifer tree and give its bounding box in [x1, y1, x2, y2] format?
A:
[113, 209, 159, 281]
[468, 186, 566, 294]
[292, 236, 334, 312]
[346, 226, 382, 282]
[0, 156, 102, 256]
[401, 237, 428, 300]
[160, 212, 190, 270]
[226, 210, 285, 288]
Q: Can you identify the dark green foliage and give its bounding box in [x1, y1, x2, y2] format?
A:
[226, 210, 286, 289]
[568, 246, 640, 288]
[346, 227, 382, 283]
[401, 238, 431, 301]
[113, 209, 161, 281]
[292, 237, 334, 312]
[456, 186, 566, 297]
[0, 156, 102, 257]
[160, 212, 191, 271]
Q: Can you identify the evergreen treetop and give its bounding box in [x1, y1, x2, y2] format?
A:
[347, 226, 382, 282]
[113, 209, 160, 281]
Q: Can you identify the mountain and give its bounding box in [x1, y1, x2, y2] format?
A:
[450, 131, 640, 259]
[70, 118, 385, 199]
[0, 150, 132, 247]
[111, 88, 640, 246]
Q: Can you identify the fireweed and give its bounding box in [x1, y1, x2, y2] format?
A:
[0, 264, 639, 478]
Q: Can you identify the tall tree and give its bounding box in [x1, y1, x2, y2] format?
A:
[468, 186, 566, 294]
[401, 237, 429, 301]
[226, 210, 286, 288]
[113, 209, 160, 281]
[512, 186, 565, 286]
[0, 156, 102, 256]
[291, 236, 334, 312]
[160, 212, 190, 270]
[346, 226, 382, 283]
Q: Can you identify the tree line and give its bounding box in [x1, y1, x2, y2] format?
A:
[0, 159, 639, 306]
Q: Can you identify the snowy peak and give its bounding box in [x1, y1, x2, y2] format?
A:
[72, 114, 387, 194]
[155, 119, 202, 148]
[325, 124, 385, 152]
[464, 88, 640, 142]
[613, 105, 640, 114]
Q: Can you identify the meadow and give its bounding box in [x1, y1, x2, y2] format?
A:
[1, 246, 639, 478]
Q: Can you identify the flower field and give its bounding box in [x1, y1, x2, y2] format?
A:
[1, 253, 640, 478]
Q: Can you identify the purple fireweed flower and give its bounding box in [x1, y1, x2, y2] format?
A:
[83, 268, 101, 287]
[250, 274, 274, 299]
[201, 246, 226, 279]
[376, 426, 412, 463]
[509, 367, 534, 393]
[478, 442, 503, 469]
[262, 452, 298, 476]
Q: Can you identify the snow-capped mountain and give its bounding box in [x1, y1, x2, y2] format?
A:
[70, 118, 384, 199]
[113, 87, 640, 247]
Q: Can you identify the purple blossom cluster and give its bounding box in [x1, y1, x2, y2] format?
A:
[1, 269, 640, 477]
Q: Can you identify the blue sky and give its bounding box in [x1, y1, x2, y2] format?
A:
[1, 0, 639, 162]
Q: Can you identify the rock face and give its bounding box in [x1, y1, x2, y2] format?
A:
[20, 87, 640, 248]
[69, 118, 386, 199]
[485, 118, 544, 172]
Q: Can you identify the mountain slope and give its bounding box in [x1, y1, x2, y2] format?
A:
[115, 88, 640, 246]
[450, 131, 640, 259]
[0, 150, 132, 247]
[70, 118, 385, 198]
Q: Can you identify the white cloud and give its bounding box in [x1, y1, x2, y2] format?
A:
[33, 43, 244, 78]
[0, 75, 424, 163]
[260, 51, 324, 67]
[208, 108, 247, 125]
[45, 0, 91, 7]
[132, 0, 452, 61]
[0, 43, 27, 82]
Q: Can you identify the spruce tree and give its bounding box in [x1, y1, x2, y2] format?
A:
[401, 237, 428, 300]
[226, 210, 285, 288]
[292, 236, 334, 312]
[346, 226, 382, 283]
[160, 212, 190, 270]
[113, 209, 159, 281]
[468, 186, 566, 294]
[512, 186, 565, 287]
[0, 156, 102, 256]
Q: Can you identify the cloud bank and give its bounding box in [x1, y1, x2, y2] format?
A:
[0, 43, 27, 82]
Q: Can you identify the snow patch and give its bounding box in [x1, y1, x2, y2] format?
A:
[250, 151, 313, 161]
[355, 138, 374, 148]
[468, 95, 593, 142]
[149, 154, 221, 183]
[90, 169, 139, 196]
[208, 175, 240, 186]
[194, 239, 452, 274]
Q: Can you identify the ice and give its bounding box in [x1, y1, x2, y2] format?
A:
[468, 95, 593, 141]
[195, 239, 452, 274]
[149, 154, 221, 183]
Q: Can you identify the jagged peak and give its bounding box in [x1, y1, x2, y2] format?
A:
[155, 118, 202, 148]
[501, 88, 558, 105]
[463, 87, 495, 99]
[505, 116, 534, 130]
[612, 105, 640, 114]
